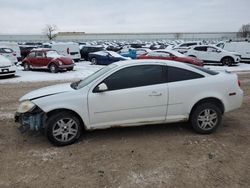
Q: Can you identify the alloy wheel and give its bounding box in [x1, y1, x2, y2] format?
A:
[197, 109, 218, 131]
[52, 118, 79, 143]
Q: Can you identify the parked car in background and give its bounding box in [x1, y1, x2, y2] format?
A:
[0, 42, 21, 61]
[138, 49, 203, 66]
[0, 55, 16, 77]
[19, 45, 37, 60]
[89, 50, 130, 65]
[134, 48, 152, 58]
[118, 48, 137, 59]
[42, 42, 81, 62]
[22, 49, 75, 73]
[216, 40, 250, 62]
[15, 59, 243, 146]
[172, 41, 202, 53]
[186, 45, 241, 66]
[80, 45, 104, 60]
[0, 46, 18, 65]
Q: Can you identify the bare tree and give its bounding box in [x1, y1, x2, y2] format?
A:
[237, 24, 250, 38]
[43, 24, 58, 41]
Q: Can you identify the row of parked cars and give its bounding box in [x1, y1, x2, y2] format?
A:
[0, 40, 250, 77]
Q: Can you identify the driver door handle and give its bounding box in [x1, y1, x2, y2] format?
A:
[149, 91, 162, 97]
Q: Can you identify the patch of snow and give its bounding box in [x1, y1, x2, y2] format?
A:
[0, 113, 14, 120]
[205, 63, 250, 73]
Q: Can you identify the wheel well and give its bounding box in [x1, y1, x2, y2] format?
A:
[46, 109, 86, 130]
[190, 98, 225, 119]
[48, 61, 57, 68]
[221, 56, 234, 63]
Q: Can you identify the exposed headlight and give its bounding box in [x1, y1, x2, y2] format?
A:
[17, 101, 36, 113]
[58, 60, 63, 66]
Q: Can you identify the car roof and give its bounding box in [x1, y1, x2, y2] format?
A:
[31, 48, 56, 52]
[113, 59, 184, 67]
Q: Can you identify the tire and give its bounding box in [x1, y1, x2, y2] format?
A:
[190, 103, 222, 134]
[49, 63, 58, 73]
[46, 111, 83, 146]
[221, 57, 234, 66]
[67, 67, 74, 71]
[91, 58, 97, 65]
[23, 62, 30, 71]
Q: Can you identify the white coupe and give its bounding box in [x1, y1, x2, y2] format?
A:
[15, 60, 243, 146]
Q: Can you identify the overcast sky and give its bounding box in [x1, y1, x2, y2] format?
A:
[0, 0, 249, 34]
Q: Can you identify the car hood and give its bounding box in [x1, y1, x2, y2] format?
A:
[228, 51, 241, 56]
[20, 83, 74, 102]
[56, 57, 74, 65]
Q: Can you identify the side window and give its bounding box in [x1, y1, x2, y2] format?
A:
[207, 47, 217, 52]
[186, 43, 197, 47]
[194, 47, 207, 51]
[28, 52, 36, 57]
[36, 51, 44, 57]
[180, 44, 188, 47]
[103, 65, 166, 91]
[167, 66, 204, 83]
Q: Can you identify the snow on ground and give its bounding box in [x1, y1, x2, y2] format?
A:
[0, 62, 250, 84]
[0, 61, 103, 84]
[205, 63, 250, 73]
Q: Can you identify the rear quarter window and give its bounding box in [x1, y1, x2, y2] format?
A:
[188, 64, 219, 75]
[167, 66, 204, 83]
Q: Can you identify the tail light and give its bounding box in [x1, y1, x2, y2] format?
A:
[67, 48, 70, 54]
[238, 79, 241, 87]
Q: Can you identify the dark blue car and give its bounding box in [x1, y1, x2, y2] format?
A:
[89, 51, 130, 65]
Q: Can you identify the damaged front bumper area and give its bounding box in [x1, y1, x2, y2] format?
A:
[15, 107, 47, 133]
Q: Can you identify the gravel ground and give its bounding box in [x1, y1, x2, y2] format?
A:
[0, 74, 249, 188]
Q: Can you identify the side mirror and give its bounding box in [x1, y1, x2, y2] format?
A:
[95, 83, 108, 92]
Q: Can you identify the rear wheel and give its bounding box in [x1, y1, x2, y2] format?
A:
[221, 57, 234, 66]
[46, 111, 82, 146]
[49, 63, 58, 73]
[190, 103, 222, 134]
[91, 58, 97, 65]
[23, 62, 30, 71]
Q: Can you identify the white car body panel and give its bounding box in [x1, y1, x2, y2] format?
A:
[217, 41, 250, 62]
[0, 46, 18, 64]
[186, 45, 241, 64]
[18, 60, 243, 130]
[43, 42, 81, 61]
[0, 42, 21, 59]
[0, 55, 16, 77]
[88, 83, 168, 128]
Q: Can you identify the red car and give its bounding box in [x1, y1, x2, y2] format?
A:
[22, 49, 75, 73]
[138, 49, 203, 66]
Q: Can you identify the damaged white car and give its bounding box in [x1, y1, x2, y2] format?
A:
[15, 60, 243, 146]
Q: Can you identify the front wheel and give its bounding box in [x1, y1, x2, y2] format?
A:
[91, 58, 97, 65]
[221, 57, 234, 66]
[190, 103, 222, 134]
[49, 63, 58, 73]
[46, 112, 82, 146]
[23, 62, 30, 71]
